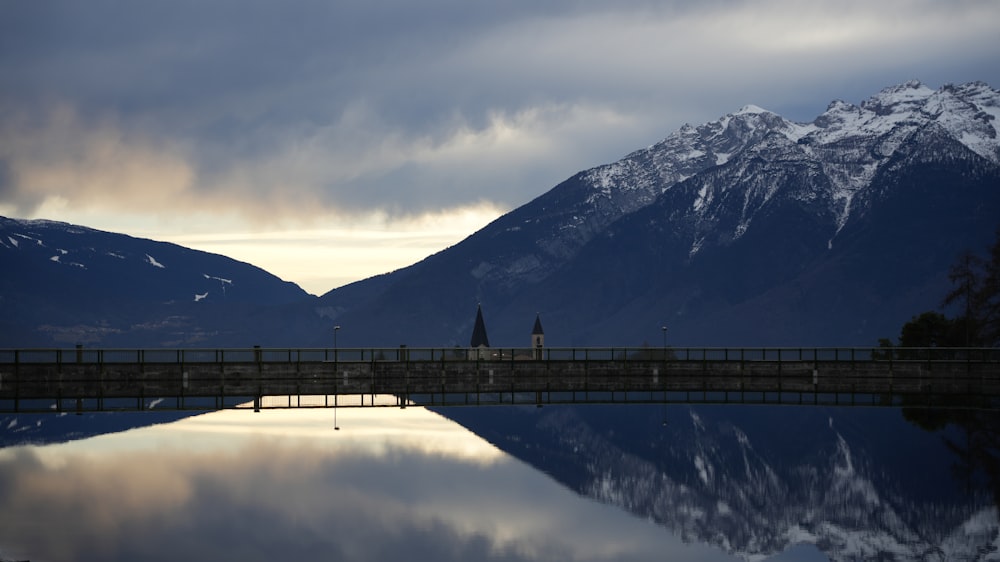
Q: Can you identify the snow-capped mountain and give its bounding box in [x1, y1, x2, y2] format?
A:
[439, 404, 1000, 561]
[316, 80, 1000, 347]
[487, 80, 998, 287]
[4, 81, 998, 348]
[0, 217, 321, 347]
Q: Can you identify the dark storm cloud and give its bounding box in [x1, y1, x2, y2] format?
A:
[1, 0, 997, 222]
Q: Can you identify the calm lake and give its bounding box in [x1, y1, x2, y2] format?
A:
[0, 403, 996, 561]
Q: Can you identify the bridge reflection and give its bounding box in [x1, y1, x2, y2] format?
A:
[1, 346, 998, 413]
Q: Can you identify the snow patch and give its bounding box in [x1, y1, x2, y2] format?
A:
[692, 185, 710, 212]
[689, 410, 704, 431]
[688, 237, 704, 258]
[204, 274, 233, 295]
[784, 524, 820, 544]
[145, 254, 165, 268]
[736, 104, 769, 115]
[204, 274, 232, 285]
[694, 454, 712, 485]
[194, 292, 209, 302]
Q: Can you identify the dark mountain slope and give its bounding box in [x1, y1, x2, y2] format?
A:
[529, 126, 1000, 346]
[0, 218, 322, 347]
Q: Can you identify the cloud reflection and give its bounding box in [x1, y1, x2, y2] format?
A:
[0, 408, 735, 562]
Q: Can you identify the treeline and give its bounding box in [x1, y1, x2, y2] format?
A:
[881, 229, 1000, 349]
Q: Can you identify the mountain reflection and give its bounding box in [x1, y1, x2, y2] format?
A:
[0, 407, 740, 562]
[439, 404, 1000, 561]
[2, 404, 995, 561]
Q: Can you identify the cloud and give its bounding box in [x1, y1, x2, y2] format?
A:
[0, 107, 202, 219]
[1, 0, 997, 290]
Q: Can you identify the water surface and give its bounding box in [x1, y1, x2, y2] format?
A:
[1, 407, 747, 562]
[0, 403, 994, 561]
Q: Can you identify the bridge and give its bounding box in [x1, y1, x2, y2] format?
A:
[1, 346, 998, 413]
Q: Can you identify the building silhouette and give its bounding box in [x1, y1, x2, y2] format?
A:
[532, 313, 544, 359]
[469, 303, 490, 359]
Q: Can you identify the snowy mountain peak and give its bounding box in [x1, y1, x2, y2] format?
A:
[735, 104, 771, 115]
[862, 79, 935, 112]
[496, 80, 999, 291]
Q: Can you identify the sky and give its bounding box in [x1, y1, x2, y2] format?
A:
[1, 0, 998, 295]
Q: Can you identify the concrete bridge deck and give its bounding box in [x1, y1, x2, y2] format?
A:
[1, 346, 998, 413]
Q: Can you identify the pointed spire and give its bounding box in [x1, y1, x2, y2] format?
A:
[532, 313, 544, 336]
[470, 303, 490, 347]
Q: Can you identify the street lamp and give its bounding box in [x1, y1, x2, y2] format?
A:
[661, 326, 667, 352]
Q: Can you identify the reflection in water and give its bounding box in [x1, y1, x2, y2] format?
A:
[440, 405, 1000, 562]
[2, 404, 995, 562]
[0, 407, 742, 562]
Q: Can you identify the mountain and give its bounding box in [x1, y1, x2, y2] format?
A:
[438, 404, 1000, 561]
[0, 410, 204, 448]
[0, 218, 324, 347]
[3, 81, 999, 349]
[316, 80, 1000, 347]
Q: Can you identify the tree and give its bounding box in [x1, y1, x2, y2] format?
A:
[898, 311, 956, 348]
[943, 251, 986, 346]
[980, 229, 1000, 346]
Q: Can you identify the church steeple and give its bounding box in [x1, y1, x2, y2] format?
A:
[470, 303, 490, 348]
[531, 313, 544, 359]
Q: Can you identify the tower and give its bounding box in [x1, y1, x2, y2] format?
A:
[469, 303, 490, 359]
[531, 313, 544, 359]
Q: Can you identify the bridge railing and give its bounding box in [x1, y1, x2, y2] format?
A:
[1, 346, 999, 365]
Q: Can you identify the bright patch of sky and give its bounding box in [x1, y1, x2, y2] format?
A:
[1, 0, 997, 293]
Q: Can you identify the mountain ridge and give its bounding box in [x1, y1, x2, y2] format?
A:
[1, 80, 998, 348]
[315, 80, 1000, 347]
[0, 216, 323, 347]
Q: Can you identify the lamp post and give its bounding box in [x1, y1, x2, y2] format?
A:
[661, 326, 667, 355]
[334, 325, 341, 359]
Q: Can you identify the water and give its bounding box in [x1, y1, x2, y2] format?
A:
[0, 403, 995, 561]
